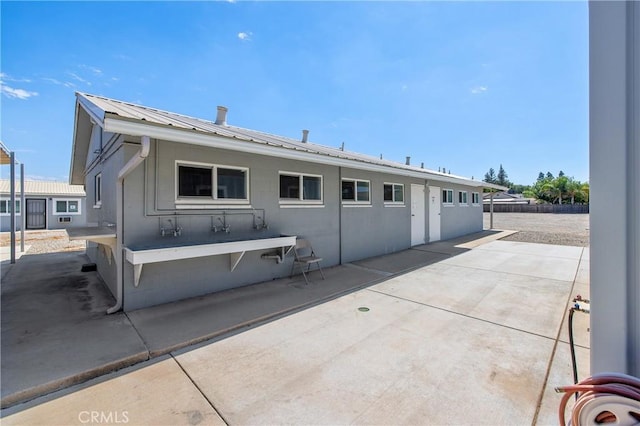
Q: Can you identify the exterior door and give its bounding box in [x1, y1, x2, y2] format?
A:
[26, 199, 46, 229]
[429, 186, 441, 242]
[411, 184, 426, 246]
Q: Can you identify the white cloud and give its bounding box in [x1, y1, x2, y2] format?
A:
[0, 83, 38, 100]
[470, 85, 488, 94]
[238, 31, 253, 41]
[42, 77, 76, 88]
[67, 72, 92, 86]
[80, 64, 103, 75]
[0, 72, 31, 83]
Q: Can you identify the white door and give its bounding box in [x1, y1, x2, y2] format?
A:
[411, 184, 426, 246]
[429, 186, 441, 242]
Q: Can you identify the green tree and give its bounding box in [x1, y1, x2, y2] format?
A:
[537, 172, 545, 181]
[497, 164, 510, 187]
[483, 168, 497, 184]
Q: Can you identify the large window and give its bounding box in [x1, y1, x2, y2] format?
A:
[472, 192, 480, 205]
[342, 179, 370, 204]
[0, 200, 20, 215]
[54, 199, 81, 215]
[458, 191, 468, 205]
[279, 172, 323, 205]
[176, 162, 249, 204]
[442, 189, 454, 205]
[383, 183, 404, 204]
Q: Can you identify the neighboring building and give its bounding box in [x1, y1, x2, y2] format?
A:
[69, 92, 505, 312]
[482, 191, 533, 205]
[0, 180, 87, 232]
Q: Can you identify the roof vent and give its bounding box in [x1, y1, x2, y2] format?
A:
[215, 106, 228, 125]
[406, 156, 411, 165]
[301, 129, 309, 143]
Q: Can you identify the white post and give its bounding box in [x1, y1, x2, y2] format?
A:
[20, 163, 25, 252]
[9, 152, 15, 263]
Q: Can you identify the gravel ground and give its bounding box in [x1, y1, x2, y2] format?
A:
[484, 212, 589, 247]
[0, 230, 86, 254]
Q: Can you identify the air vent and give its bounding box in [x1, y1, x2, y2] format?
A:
[58, 216, 72, 223]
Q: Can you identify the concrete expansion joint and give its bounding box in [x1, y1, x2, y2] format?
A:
[170, 354, 229, 425]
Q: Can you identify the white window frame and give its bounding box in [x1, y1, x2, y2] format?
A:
[383, 182, 405, 206]
[175, 160, 250, 207]
[279, 171, 324, 207]
[53, 198, 82, 215]
[0, 199, 21, 216]
[94, 173, 102, 208]
[442, 189, 454, 206]
[472, 192, 480, 205]
[458, 190, 468, 206]
[341, 178, 371, 206]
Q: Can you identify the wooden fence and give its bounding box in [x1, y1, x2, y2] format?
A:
[483, 204, 589, 214]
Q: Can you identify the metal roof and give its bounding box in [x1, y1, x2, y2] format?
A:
[74, 92, 508, 191]
[0, 180, 85, 196]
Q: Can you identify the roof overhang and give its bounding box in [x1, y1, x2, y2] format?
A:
[0, 141, 13, 165]
[102, 115, 492, 189]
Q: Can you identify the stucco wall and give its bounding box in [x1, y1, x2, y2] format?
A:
[437, 183, 483, 240]
[0, 196, 88, 231]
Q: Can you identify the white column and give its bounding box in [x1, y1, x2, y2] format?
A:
[589, 0, 640, 376]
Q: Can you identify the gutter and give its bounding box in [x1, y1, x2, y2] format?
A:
[107, 135, 150, 314]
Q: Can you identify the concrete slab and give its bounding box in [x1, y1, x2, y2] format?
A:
[440, 244, 581, 282]
[1, 357, 225, 426]
[535, 343, 591, 425]
[0, 245, 31, 262]
[475, 240, 584, 260]
[175, 290, 555, 425]
[127, 265, 383, 357]
[1, 252, 148, 408]
[353, 248, 450, 274]
[372, 262, 572, 339]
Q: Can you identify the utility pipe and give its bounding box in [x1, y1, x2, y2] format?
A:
[107, 135, 150, 314]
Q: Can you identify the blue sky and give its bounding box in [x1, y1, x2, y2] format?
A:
[1, 1, 589, 185]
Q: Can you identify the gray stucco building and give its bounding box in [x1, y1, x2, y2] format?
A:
[69, 93, 503, 312]
[0, 180, 87, 232]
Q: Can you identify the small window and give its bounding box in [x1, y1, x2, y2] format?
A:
[442, 189, 454, 204]
[279, 172, 323, 204]
[472, 192, 480, 205]
[94, 173, 102, 207]
[0, 200, 20, 215]
[54, 199, 81, 215]
[384, 183, 404, 204]
[176, 162, 249, 204]
[459, 191, 468, 205]
[342, 179, 370, 203]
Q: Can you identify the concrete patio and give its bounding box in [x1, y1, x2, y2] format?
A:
[1, 233, 590, 425]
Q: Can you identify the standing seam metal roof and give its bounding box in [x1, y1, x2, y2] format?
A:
[78, 92, 503, 189]
[0, 180, 85, 196]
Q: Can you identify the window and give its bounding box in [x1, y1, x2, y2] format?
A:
[94, 173, 102, 207]
[342, 179, 370, 203]
[54, 199, 81, 215]
[383, 183, 404, 204]
[176, 162, 249, 204]
[0, 200, 20, 215]
[279, 172, 323, 204]
[459, 191, 468, 205]
[442, 189, 454, 204]
[472, 192, 480, 205]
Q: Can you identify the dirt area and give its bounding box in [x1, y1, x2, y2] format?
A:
[484, 212, 589, 247]
[0, 230, 86, 254]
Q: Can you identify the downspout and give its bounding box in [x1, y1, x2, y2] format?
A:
[107, 135, 151, 314]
